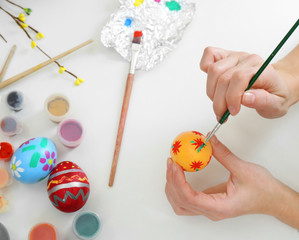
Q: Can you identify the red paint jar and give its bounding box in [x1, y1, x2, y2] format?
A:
[0, 142, 14, 162]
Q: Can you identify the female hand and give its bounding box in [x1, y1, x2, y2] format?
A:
[199, 46, 299, 119]
[165, 136, 299, 229]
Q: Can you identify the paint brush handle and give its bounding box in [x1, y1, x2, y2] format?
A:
[109, 73, 135, 187]
[0, 39, 93, 89]
[0, 44, 16, 82]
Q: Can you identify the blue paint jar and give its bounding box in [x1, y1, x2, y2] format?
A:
[73, 211, 101, 240]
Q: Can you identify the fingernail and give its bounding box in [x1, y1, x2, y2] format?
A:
[210, 135, 219, 145]
[172, 161, 177, 172]
[167, 158, 172, 169]
[228, 106, 236, 115]
[243, 91, 255, 105]
[216, 115, 221, 122]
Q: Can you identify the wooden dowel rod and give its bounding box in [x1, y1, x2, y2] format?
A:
[0, 39, 93, 89]
[0, 44, 16, 82]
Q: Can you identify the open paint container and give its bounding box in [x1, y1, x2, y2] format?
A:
[0, 116, 22, 136]
[0, 196, 9, 213]
[3, 90, 25, 111]
[0, 222, 10, 240]
[0, 166, 12, 189]
[0, 142, 14, 162]
[57, 119, 84, 148]
[44, 93, 71, 123]
[73, 211, 101, 240]
[28, 223, 58, 240]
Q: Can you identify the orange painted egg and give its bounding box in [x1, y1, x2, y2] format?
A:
[170, 131, 212, 172]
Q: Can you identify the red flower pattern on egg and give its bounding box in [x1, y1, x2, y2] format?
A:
[171, 140, 182, 155]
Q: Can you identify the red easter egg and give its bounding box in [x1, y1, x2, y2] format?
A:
[47, 161, 90, 213]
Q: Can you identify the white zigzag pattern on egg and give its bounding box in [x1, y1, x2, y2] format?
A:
[51, 189, 90, 207]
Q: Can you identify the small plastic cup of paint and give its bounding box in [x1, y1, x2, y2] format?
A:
[44, 93, 71, 123]
[57, 119, 84, 148]
[0, 196, 9, 214]
[0, 142, 14, 162]
[0, 163, 12, 189]
[0, 222, 10, 240]
[28, 223, 58, 240]
[73, 211, 101, 240]
[0, 116, 22, 137]
[3, 90, 25, 111]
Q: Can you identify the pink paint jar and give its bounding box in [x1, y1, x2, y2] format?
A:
[57, 119, 84, 148]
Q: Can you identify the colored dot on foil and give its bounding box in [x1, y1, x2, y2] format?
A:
[124, 18, 132, 27]
[166, 1, 181, 11]
[134, 0, 144, 7]
[154, 0, 161, 2]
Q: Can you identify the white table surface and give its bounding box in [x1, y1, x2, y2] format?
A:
[0, 0, 299, 239]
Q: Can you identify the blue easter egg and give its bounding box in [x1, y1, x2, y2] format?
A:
[10, 137, 57, 184]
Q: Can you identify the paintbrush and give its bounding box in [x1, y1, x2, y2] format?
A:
[198, 18, 299, 151]
[109, 30, 143, 187]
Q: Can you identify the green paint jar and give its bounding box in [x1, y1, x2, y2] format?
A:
[73, 211, 101, 240]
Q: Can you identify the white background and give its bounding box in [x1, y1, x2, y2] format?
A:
[0, 0, 299, 239]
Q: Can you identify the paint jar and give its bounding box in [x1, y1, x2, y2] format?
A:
[44, 94, 71, 123]
[57, 119, 84, 148]
[0, 222, 10, 240]
[0, 195, 9, 214]
[0, 165, 12, 189]
[0, 142, 14, 162]
[3, 90, 25, 111]
[0, 116, 22, 137]
[73, 211, 101, 240]
[28, 223, 58, 240]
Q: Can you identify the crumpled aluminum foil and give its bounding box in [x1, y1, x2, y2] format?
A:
[101, 0, 196, 71]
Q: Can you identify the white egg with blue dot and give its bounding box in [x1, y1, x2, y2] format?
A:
[10, 137, 57, 184]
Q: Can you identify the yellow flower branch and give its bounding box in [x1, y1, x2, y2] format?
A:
[0, 3, 84, 85]
[6, 0, 32, 15]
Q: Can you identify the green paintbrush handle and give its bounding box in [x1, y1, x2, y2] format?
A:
[218, 18, 299, 125]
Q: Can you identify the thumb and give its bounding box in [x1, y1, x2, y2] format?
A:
[210, 135, 243, 174]
[241, 89, 285, 118]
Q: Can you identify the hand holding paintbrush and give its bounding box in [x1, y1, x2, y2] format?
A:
[198, 19, 299, 151]
[109, 31, 143, 187]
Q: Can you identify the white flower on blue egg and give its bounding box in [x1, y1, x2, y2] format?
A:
[10, 156, 24, 178]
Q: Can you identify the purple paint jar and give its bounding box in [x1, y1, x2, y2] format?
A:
[57, 119, 84, 148]
[0, 116, 22, 136]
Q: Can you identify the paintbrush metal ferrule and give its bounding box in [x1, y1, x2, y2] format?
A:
[205, 122, 222, 144]
[198, 122, 222, 152]
[129, 43, 141, 74]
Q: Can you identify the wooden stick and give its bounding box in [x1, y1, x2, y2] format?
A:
[0, 44, 16, 82]
[109, 73, 135, 187]
[0, 39, 93, 89]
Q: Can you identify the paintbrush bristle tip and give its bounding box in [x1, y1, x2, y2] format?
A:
[134, 31, 143, 38]
[132, 31, 143, 44]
